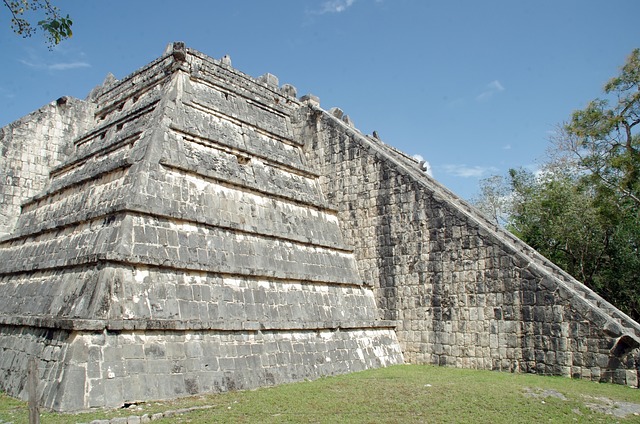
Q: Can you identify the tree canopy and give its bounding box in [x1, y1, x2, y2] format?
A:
[564, 48, 640, 208]
[3, 0, 72, 47]
[474, 49, 640, 320]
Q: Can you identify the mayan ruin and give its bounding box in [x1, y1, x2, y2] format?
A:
[0, 42, 638, 411]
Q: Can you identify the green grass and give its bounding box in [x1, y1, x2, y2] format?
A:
[2, 365, 640, 423]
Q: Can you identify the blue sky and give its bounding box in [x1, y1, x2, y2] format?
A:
[1, 0, 638, 200]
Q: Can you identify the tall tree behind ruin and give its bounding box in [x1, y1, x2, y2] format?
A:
[475, 49, 640, 320]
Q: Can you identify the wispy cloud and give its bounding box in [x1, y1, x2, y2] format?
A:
[20, 59, 90, 71]
[48, 61, 91, 71]
[412, 154, 433, 177]
[441, 164, 499, 178]
[446, 80, 505, 109]
[18, 46, 91, 72]
[476, 80, 505, 102]
[315, 0, 356, 14]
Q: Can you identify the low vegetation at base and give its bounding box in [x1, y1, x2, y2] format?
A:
[1, 365, 640, 423]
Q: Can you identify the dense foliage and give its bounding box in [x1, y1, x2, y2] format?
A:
[475, 49, 640, 320]
[3, 0, 72, 47]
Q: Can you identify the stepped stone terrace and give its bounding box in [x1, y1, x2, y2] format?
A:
[0, 42, 637, 411]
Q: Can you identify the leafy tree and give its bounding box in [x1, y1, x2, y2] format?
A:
[475, 49, 640, 319]
[564, 48, 640, 208]
[3, 0, 72, 48]
[473, 175, 511, 226]
[506, 167, 611, 289]
[560, 48, 640, 317]
[598, 207, 640, 318]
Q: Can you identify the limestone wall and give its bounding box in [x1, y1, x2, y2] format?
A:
[300, 106, 640, 386]
[2, 41, 638, 411]
[0, 322, 400, 411]
[0, 98, 92, 238]
[0, 326, 72, 410]
[0, 44, 404, 411]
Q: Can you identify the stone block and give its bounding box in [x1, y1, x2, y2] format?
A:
[144, 343, 166, 359]
[258, 73, 279, 87]
[122, 344, 145, 359]
[126, 358, 147, 374]
[626, 369, 638, 387]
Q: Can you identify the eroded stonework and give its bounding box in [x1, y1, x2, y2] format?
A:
[0, 42, 637, 411]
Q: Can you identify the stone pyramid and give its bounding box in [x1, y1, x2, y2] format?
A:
[0, 42, 402, 411]
[1, 42, 639, 413]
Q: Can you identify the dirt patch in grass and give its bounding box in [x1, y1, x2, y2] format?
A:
[582, 395, 640, 418]
[524, 386, 640, 419]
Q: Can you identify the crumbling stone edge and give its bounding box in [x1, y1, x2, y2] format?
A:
[79, 404, 214, 424]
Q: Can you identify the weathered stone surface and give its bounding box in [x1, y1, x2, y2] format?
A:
[299, 104, 640, 386]
[0, 97, 92, 238]
[0, 43, 403, 411]
[0, 42, 638, 412]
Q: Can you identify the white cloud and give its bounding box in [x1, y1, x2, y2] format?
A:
[20, 59, 91, 71]
[18, 46, 90, 72]
[18, 59, 39, 68]
[476, 80, 505, 102]
[412, 154, 433, 177]
[48, 62, 91, 71]
[488, 80, 505, 92]
[441, 164, 499, 178]
[317, 0, 356, 14]
[503, 144, 512, 150]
